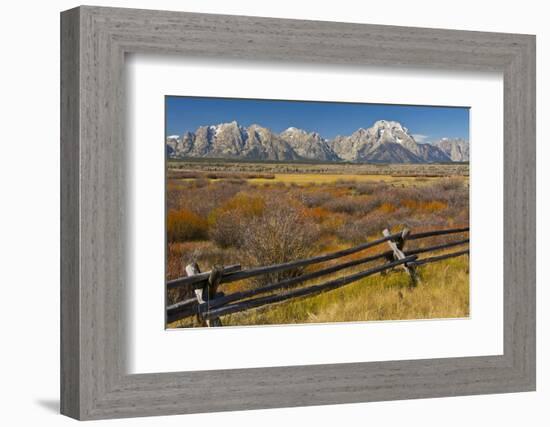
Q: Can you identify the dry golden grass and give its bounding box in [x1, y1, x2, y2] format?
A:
[169, 172, 468, 190]
[248, 173, 447, 186]
[221, 255, 469, 326]
[168, 254, 469, 328]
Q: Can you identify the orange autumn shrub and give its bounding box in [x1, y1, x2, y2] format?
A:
[209, 193, 265, 223]
[303, 206, 331, 223]
[167, 209, 208, 242]
[401, 199, 419, 211]
[401, 199, 447, 213]
[422, 200, 448, 212]
[378, 202, 397, 214]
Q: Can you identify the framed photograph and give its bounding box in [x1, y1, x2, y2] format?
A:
[61, 6, 536, 420]
[164, 96, 471, 329]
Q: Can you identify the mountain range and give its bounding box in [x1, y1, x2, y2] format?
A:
[166, 120, 469, 163]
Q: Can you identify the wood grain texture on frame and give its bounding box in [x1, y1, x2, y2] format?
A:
[60, 5, 536, 420]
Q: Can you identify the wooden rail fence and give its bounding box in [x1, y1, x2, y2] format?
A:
[167, 226, 469, 326]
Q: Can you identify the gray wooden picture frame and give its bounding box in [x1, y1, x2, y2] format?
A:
[60, 5, 536, 420]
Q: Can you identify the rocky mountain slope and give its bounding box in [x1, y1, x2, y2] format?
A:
[434, 137, 470, 162]
[166, 121, 302, 161]
[280, 127, 339, 161]
[330, 120, 454, 163]
[167, 119, 469, 163]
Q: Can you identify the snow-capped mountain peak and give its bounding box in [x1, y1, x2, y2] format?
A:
[166, 120, 468, 163]
[284, 126, 300, 133]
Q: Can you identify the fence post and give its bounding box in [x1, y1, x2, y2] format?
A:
[396, 228, 409, 251]
[382, 228, 420, 287]
[206, 266, 223, 327]
[185, 263, 208, 327]
[184, 263, 224, 327]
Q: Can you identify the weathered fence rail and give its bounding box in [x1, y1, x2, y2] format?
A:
[167, 231, 403, 291]
[167, 226, 469, 326]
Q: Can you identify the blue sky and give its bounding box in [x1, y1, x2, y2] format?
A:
[165, 96, 469, 143]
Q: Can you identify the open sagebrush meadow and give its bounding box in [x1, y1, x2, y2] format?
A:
[166, 160, 469, 328]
